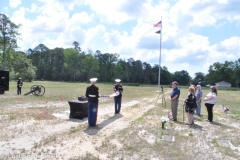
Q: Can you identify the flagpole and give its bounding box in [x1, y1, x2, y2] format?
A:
[158, 16, 162, 92]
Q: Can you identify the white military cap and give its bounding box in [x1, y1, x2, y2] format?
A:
[115, 79, 121, 82]
[90, 78, 98, 82]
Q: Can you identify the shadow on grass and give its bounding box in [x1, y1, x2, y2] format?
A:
[190, 124, 204, 131]
[173, 120, 205, 131]
[173, 121, 185, 125]
[210, 121, 227, 127]
[84, 114, 124, 135]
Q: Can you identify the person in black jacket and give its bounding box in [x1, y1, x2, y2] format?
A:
[17, 78, 23, 95]
[113, 79, 123, 114]
[183, 86, 195, 125]
[85, 78, 99, 127]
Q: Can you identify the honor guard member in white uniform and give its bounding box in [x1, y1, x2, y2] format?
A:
[85, 78, 99, 126]
[113, 79, 123, 114]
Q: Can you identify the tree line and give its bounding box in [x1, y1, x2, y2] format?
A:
[26, 42, 190, 84]
[1, 14, 239, 86]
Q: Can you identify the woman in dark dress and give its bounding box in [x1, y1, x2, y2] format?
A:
[183, 86, 195, 125]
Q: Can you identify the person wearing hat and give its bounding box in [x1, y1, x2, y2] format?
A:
[113, 79, 123, 114]
[85, 78, 99, 127]
[17, 78, 23, 95]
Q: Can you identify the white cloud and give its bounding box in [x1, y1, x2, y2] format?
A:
[57, 0, 85, 11]
[181, 63, 189, 67]
[28, 3, 38, 13]
[10, 0, 93, 50]
[218, 0, 228, 4]
[70, 12, 93, 25]
[179, 33, 210, 52]
[217, 36, 240, 51]
[103, 30, 122, 46]
[9, 0, 21, 8]
[84, 0, 133, 24]
[82, 25, 106, 49]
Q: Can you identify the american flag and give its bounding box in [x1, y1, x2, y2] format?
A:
[154, 21, 162, 27]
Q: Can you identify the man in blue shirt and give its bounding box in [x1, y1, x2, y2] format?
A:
[170, 81, 180, 121]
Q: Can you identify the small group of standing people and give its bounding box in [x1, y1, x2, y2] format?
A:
[170, 81, 218, 125]
[85, 78, 123, 127]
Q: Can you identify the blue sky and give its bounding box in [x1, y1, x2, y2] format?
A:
[1, 0, 240, 77]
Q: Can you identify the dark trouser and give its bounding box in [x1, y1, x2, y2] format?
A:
[205, 103, 214, 121]
[171, 99, 179, 120]
[17, 87, 21, 94]
[88, 103, 98, 126]
[114, 97, 122, 113]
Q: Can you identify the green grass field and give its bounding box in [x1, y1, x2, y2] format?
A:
[0, 81, 240, 159]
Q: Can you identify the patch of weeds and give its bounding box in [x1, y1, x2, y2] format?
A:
[70, 126, 77, 133]
[41, 135, 57, 145]
[159, 131, 164, 139]
[189, 132, 193, 136]
[219, 124, 232, 130]
[51, 149, 56, 154]
[69, 125, 83, 133]
[127, 146, 134, 150]
[212, 138, 218, 146]
[9, 114, 17, 120]
[101, 140, 109, 147]
[131, 104, 140, 109]
[136, 116, 144, 121]
[34, 142, 38, 148]
[21, 148, 26, 153]
[231, 110, 240, 120]
[142, 108, 155, 117]
[75, 151, 99, 160]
